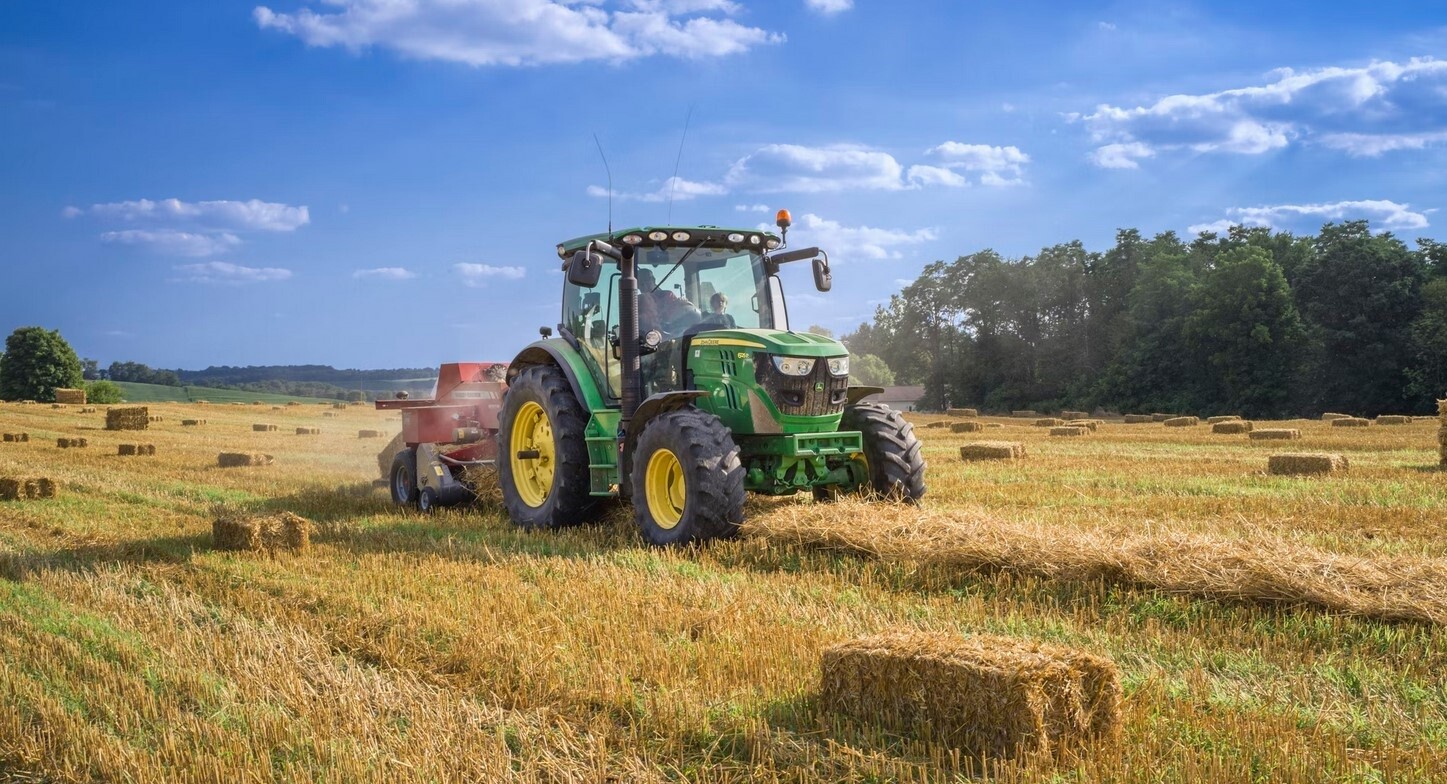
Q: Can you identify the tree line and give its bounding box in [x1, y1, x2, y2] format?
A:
[843, 221, 1447, 418]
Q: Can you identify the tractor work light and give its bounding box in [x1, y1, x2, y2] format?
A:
[671, 231, 692, 242]
[621, 234, 643, 245]
[556, 244, 567, 259]
[727, 233, 745, 243]
[764, 238, 780, 249]
[827, 356, 850, 376]
[648, 230, 668, 241]
[772, 356, 815, 376]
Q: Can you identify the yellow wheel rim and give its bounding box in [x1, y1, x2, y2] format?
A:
[644, 448, 686, 529]
[510, 401, 555, 508]
[853, 451, 871, 487]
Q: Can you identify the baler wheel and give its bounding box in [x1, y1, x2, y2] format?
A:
[390, 448, 419, 507]
[632, 408, 744, 546]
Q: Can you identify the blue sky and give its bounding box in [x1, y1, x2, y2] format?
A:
[3, 1, 1445, 369]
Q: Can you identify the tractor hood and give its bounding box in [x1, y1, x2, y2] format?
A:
[687, 328, 847, 358]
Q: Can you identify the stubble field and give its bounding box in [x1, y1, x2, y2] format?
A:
[0, 401, 1444, 783]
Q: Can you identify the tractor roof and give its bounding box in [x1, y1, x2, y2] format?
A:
[557, 225, 782, 256]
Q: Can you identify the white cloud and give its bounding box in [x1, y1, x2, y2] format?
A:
[353, 267, 417, 280]
[784, 213, 937, 262]
[586, 176, 727, 202]
[60, 206, 82, 219]
[1088, 142, 1155, 169]
[254, 0, 782, 67]
[734, 203, 770, 212]
[924, 141, 1030, 186]
[804, 0, 852, 14]
[725, 144, 906, 192]
[100, 230, 243, 258]
[1187, 200, 1431, 235]
[905, 164, 968, 188]
[172, 261, 293, 284]
[455, 262, 527, 287]
[1075, 56, 1447, 166]
[87, 198, 309, 231]
[1097, 21, 1116, 31]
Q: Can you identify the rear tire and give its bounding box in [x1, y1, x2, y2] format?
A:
[418, 487, 438, 513]
[498, 364, 599, 529]
[843, 402, 926, 502]
[390, 448, 419, 508]
[632, 408, 744, 546]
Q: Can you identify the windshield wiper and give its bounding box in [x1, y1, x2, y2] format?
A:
[651, 245, 700, 294]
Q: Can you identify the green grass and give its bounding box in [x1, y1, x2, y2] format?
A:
[113, 382, 333, 405]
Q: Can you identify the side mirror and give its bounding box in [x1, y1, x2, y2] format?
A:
[567, 249, 604, 288]
[812, 255, 832, 292]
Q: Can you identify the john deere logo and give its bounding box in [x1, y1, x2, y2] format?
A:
[813, 381, 825, 392]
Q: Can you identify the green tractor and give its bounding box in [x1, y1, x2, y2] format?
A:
[499, 210, 926, 545]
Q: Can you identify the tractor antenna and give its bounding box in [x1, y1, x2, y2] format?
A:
[666, 104, 694, 225]
[593, 133, 612, 235]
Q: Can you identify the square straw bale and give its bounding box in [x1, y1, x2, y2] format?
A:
[118, 444, 137, 456]
[960, 442, 1025, 461]
[925, 421, 950, 429]
[951, 421, 985, 433]
[1331, 417, 1371, 428]
[1206, 415, 1242, 424]
[50, 403, 65, 409]
[1122, 414, 1153, 424]
[217, 452, 274, 468]
[1211, 420, 1253, 434]
[295, 427, 321, 435]
[252, 423, 279, 432]
[1375, 415, 1412, 425]
[34, 478, 56, 498]
[358, 429, 384, 439]
[947, 408, 979, 417]
[1151, 413, 1172, 422]
[1269, 453, 1348, 476]
[105, 406, 149, 431]
[1065, 420, 1099, 431]
[79, 406, 96, 413]
[181, 419, 206, 426]
[1060, 410, 1089, 420]
[1250, 428, 1301, 440]
[332, 402, 348, 409]
[1163, 416, 1199, 427]
[1321, 412, 1352, 421]
[984, 422, 1004, 429]
[1050, 426, 1089, 437]
[820, 632, 1120, 760]
[1034, 418, 1066, 427]
[54, 388, 86, 404]
[0, 479, 19, 500]
[1011, 410, 1039, 418]
[212, 510, 312, 553]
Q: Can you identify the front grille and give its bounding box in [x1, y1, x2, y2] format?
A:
[755, 354, 848, 416]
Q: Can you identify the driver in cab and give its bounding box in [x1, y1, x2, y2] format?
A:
[636, 266, 699, 334]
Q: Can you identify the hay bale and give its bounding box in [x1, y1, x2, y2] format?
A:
[2, 433, 24, 443]
[252, 423, 279, 432]
[54, 388, 86, 404]
[1321, 412, 1352, 421]
[1163, 416, 1199, 427]
[50, 403, 65, 409]
[820, 632, 1120, 760]
[1065, 419, 1099, 432]
[0, 477, 57, 500]
[118, 444, 137, 456]
[947, 408, 979, 417]
[358, 429, 383, 439]
[181, 419, 206, 426]
[1250, 428, 1301, 440]
[1010, 410, 1039, 418]
[322, 411, 339, 418]
[105, 406, 149, 431]
[217, 452, 274, 468]
[1060, 410, 1089, 420]
[951, 421, 985, 433]
[332, 402, 348, 409]
[1122, 414, 1154, 424]
[1331, 417, 1371, 428]
[1212, 421, 1252, 434]
[1206, 415, 1242, 424]
[287, 401, 301, 407]
[984, 422, 1004, 429]
[1050, 426, 1089, 437]
[1376, 415, 1412, 425]
[0, 479, 18, 500]
[295, 426, 321, 435]
[959, 442, 1025, 461]
[118, 444, 156, 456]
[78, 406, 96, 413]
[56, 437, 88, 449]
[1151, 413, 1172, 422]
[212, 510, 312, 553]
[924, 421, 950, 429]
[1269, 453, 1348, 476]
[376, 432, 407, 480]
[1034, 418, 1066, 427]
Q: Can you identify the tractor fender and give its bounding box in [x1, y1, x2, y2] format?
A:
[846, 386, 885, 404]
[506, 341, 607, 413]
[620, 390, 709, 497]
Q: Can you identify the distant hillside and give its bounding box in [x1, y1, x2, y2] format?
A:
[177, 365, 436, 388]
[113, 382, 333, 405]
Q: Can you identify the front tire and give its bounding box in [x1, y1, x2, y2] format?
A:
[843, 402, 926, 502]
[390, 448, 419, 508]
[632, 408, 744, 546]
[498, 364, 598, 529]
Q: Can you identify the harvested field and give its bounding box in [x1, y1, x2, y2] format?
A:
[951, 421, 985, 433]
[820, 631, 1119, 760]
[1212, 421, 1252, 434]
[959, 441, 1025, 460]
[1269, 453, 1348, 476]
[925, 420, 950, 429]
[2, 400, 1447, 782]
[1332, 417, 1371, 428]
[1250, 428, 1301, 440]
[1163, 416, 1199, 427]
[1049, 426, 1089, 437]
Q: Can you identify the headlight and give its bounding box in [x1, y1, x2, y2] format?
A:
[827, 356, 849, 376]
[772, 356, 815, 376]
